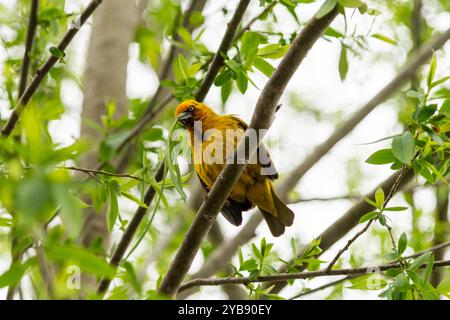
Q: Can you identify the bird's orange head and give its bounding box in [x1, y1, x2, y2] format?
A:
[174, 99, 216, 127]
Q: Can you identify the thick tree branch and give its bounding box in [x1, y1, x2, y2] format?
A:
[178, 259, 450, 292]
[187, 27, 450, 292]
[158, 5, 339, 297]
[1, 0, 103, 137]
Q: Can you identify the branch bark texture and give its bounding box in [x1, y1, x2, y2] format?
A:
[158, 6, 339, 297]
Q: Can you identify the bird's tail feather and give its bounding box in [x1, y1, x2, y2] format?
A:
[271, 188, 295, 227]
[259, 187, 295, 237]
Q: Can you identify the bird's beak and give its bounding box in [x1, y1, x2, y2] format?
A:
[178, 111, 192, 125]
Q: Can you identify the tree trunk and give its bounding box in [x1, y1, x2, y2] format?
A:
[79, 0, 142, 249]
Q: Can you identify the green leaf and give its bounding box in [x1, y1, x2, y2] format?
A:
[324, 27, 344, 38]
[440, 98, 450, 115]
[385, 251, 398, 260]
[410, 252, 433, 271]
[51, 186, 82, 237]
[431, 76, 450, 89]
[427, 53, 437, 89]
[236, 70, 248, 94]
[366, 149, 396, 165]
[241, 31, 261, 67]
[257, 44, 288, 59]
[49, 46, 66, 62]
[364, 196, 378, 208]
[338, 45, 349, 81]
[371, 34, 397, 46]
[415, 105, 437, 123]
[214, 68, 233, 86]
[398, 233, 407, 255]
[347, 273, 387, 290]
[177, 54, 190, 81]
[240, 259, 258, 271]
[121, 191, 148, 208]
[420, 160, 447, 183]
[0, 258, 35, 288]
[254, 57, 275, 77]
[375, 187, 384, 208]
[384, 206, 408, 212]
[338, 0, 364, 8]
[221, 79, 233, 104]
[107, 190, 119, 232]
[392, 132, 415, 165]
[316, 0, 337, 19]
[437, 276, 450, 297]
[45, 244, 116, 278]
[359, 211, 379, 223]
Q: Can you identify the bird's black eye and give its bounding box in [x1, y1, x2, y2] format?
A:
[188, 106, 194, 112]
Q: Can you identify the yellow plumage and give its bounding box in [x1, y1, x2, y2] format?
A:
[175, 99, 294, 236]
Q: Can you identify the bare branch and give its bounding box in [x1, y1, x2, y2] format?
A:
[158, 5, 339, 297]
[289, 275, 356, 300]
[18, 0, 39, 99]
[58, 166, 153, 184]
[235, 1, 277, 40]
[194, 0, 251, 102]
[178, 259, 450, 292]
[1, 0, 103, 137]
[288, 195, 360, 204]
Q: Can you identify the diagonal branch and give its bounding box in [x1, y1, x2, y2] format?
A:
[1, 0, 103, 137]
[186, 27, 450, 291]
[18, 0, 39, 99]
[177, 259, 450, 292]
[158, 5, 340, 297]
[326, 166, 409, 271]
[96, 0, 253, 297]
[6, 0, 39, 301]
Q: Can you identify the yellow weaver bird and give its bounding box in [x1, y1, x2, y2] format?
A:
[175, 99, 294, 236]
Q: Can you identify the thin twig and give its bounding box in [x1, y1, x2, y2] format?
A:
[326, 166, 409, 271]
[58, 166, 151, 184]
[235, 1, 277, 40]
[326, 220, 374, 271]
[18, 0, 39, 99]
[289, 195, 360, 204]
[6, 0, 39, 300]
[178, 259, 450, 292]
[194, 0, 251, 102]
[289, 275, 357, 300]
[1, 0, 103, 137]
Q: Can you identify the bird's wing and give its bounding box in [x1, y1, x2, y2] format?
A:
[228, 115, 279, 180]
